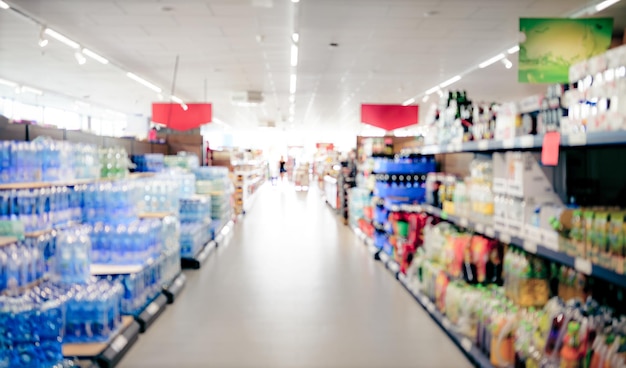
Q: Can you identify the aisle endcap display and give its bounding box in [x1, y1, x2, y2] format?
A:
[62, 316, 140, 368]
[135, 293, 168, 333]
[162, 272, 187, 304]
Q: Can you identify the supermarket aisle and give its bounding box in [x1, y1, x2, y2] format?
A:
[121, 182, 471, 368]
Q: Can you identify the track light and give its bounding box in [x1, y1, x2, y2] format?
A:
[0, 1, 9, 10]
[82, 48, 109, 64]
[38, 28, 48, 47]
[126, 72, 162, 93]
[292, 33, 299, 43]
[74, 51, 87, 65]
[422, 95, 429, 103]
[502, 58, 513, 69]
[44, 28, 79, 49]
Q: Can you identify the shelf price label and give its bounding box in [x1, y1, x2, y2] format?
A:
[520, 135, 535, 148]
[110, 335, 128, 353]
[485, 227, 495, 238]
[442, 318, 452, 330]
[475, 223, 485, 234]
[500, 233, 512, 244]
[503, 138, 516, 149]
[567, 132, 587, 146]
[459, 218, 469, 228]
[426, 301, 436, 313]
[523, 241, 538, 254]
[477, 141, 489, 151]
[575, 257, 592, 275]
[145, 302, 160, 316]
[461, 338, 473, 352]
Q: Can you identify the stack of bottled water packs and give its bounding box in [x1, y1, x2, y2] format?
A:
[193, 167, 233, 234]
[0, 138, 101, 185]
[90, 219, 161, 265]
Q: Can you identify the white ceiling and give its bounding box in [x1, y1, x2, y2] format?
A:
[0, 0, 625, 136]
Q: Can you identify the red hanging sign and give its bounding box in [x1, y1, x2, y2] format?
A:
[152, 103, 212, 131]
[361, 104, 418, 131]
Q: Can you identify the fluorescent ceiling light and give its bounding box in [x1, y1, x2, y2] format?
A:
[439, 75, 461, 88]
[402, 98, 415, 106]
[292, 33, 299, 43]
[0, 78, 17, 88]
[596, 0, 621, 12]
[437, 89, 444, 97]
[425, 86, 440, 95]
[82, 48, 109, 64]
[0, 1, 9, 10]
[38, 38, 48, 47]
[507, 45, 520, 54]
[289, 94, 295, 103]
[291, 44, 298, 67]
[290, 74, 297, 94]
[75, 100, 90, 108]
[21, 86, 43, 95]
[74, 51, 86, 65]
[502, 58, 513, 69]
[181, 103, 188, 111]
[479, 53, 505, 68]
[44, 28, 79, 49]
[292, 0, 299, 2]
[422, 95, 429, 103]
[126, 72, 162, 93]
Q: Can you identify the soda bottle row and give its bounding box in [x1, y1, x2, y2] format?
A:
[131, 154, 164, 173]
[0, 138, 101, 184]
[179, 197, 212, 224]
[0, 242, 45, 294]
[0, 186, 81, 233]
[63, 279, 124, 343]
[52, 226, 92, 285]
[90, 220, 162, 265]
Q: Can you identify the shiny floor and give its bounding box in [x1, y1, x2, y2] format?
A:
[120, 182, 471, 368]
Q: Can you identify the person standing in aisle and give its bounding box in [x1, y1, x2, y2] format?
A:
[279, 157, 287, 181]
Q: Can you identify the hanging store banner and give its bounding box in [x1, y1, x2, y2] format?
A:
[519, 18, 613, 83]
[151, 103, 212, 131]
[360, 104, 418, 131]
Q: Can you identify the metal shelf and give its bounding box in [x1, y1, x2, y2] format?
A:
[408, 131, 626, 156]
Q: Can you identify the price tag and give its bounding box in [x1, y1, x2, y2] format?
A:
[485, 227, 495, 238]
[523, 241, 538, 254]
[145, 302, 159, 316]
[110, 334, 128, 353]
[426, 301, 436, 313]
[575, 257, 592, 275]
[567, 132, 587, 146]
[461, 338, 473, 352]
[500, 233, 512, 244]
[520, 135, 535, 148]
[475, 223, 485, 233]
[390, 262, 400, 273]
[442, 318, 452, 330]
[430, 146, 441, 155]
[459, 218, 469, 228]
[420, 295, 429, 306]
[478, 141, 489, 151]
[173, 276, 184, 289]
[503, 138, 515, 149]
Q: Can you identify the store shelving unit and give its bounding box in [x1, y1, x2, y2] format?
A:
[404, 131, 626, 156]
[62, 316, 141, 368]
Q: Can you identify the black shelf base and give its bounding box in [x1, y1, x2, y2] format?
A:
[181, 240, 216, 269]
[95, 320, 141, 368]
[135, 293, 168, 333]
[162, 273, 186, 304]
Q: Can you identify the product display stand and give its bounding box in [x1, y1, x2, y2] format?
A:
[135, 293, 168, 333]
[162, 272, 187, 304]
[63, 316, 141, 368]
[181, 240, 216, 269]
